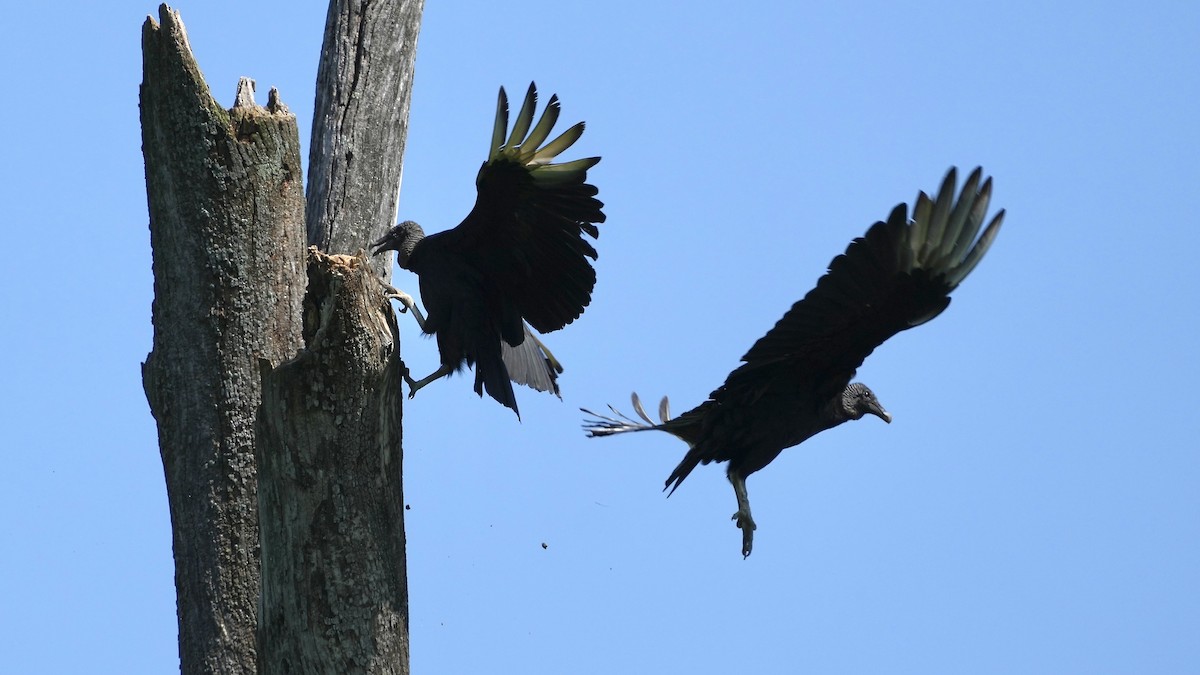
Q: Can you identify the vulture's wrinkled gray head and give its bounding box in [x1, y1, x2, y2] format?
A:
[371, 220, 426, 269]
[842, 383, 892, 424]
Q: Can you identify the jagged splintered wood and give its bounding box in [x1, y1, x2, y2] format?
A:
[140, 3, 417, 674]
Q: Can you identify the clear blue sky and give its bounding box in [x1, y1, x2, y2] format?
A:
[2, 1, 1197, 673]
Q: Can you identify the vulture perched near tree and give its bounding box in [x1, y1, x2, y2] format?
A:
[373, 83, 604, 418]
[583, 167, 1004, 557]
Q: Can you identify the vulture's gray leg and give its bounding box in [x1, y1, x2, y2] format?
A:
[404, 364, 451, 399]
[729, 471, 756, 558]
[380, 281, 429, 332]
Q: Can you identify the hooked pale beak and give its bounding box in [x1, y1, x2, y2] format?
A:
[869, 403, 892, 424]
[371, 233, 395, 256]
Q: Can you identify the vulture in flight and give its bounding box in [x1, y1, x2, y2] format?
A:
[583, 167, 1003, 557]
[373, 83, 604, 417]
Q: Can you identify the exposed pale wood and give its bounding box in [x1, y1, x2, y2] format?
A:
[306, 0, 425, 280]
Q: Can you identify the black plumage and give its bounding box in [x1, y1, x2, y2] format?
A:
[584, 167, 1004, 557]
[373, 83, 604, 417]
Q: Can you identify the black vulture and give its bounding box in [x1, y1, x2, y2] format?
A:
[583, 167, 1003, 557]
[373, 83, 604, 417]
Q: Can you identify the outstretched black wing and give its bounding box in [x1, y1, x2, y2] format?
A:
[718, 167, 1004, 404]
[429, 83, 605, 335]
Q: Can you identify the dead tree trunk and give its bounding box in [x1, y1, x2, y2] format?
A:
[306, 0, 424, 273]
[141, 11, 306, 672]
[140, 2, 421, 673]
[257, 251, 409, 673]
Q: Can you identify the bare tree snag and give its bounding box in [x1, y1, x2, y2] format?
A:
[141, 6, 306, 674]
[257, 251, 408, 673]
[141, 2, 419, 673]
[307, 0, 425, 278]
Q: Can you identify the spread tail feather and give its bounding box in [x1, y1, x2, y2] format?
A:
[664, 452, 703, 497]
[582, 392, 701, 495]
[581, 392, 670, 437]
[475, 351, 520, 418]
[501, 323, 563, 397]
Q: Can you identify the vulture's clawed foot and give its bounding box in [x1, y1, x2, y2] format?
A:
[383, 286, 416, 313]
[403, 374, 422, 400]
[403, 364, 450, 400]
[379, 280, 429, 331]
[399, 365, 423, 400]
[732, 509, 757, 558]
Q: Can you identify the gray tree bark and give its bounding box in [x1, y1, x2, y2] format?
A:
[140, 2, 420, 673]
[141, 8, 307, 672]
[306, 0, 424, 278]
[257, 251, 409, 673]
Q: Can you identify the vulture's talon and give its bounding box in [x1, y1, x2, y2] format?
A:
[377, 278, 416, 314]
[388, 291, 415, 313]
[733, 509, 756, 558]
